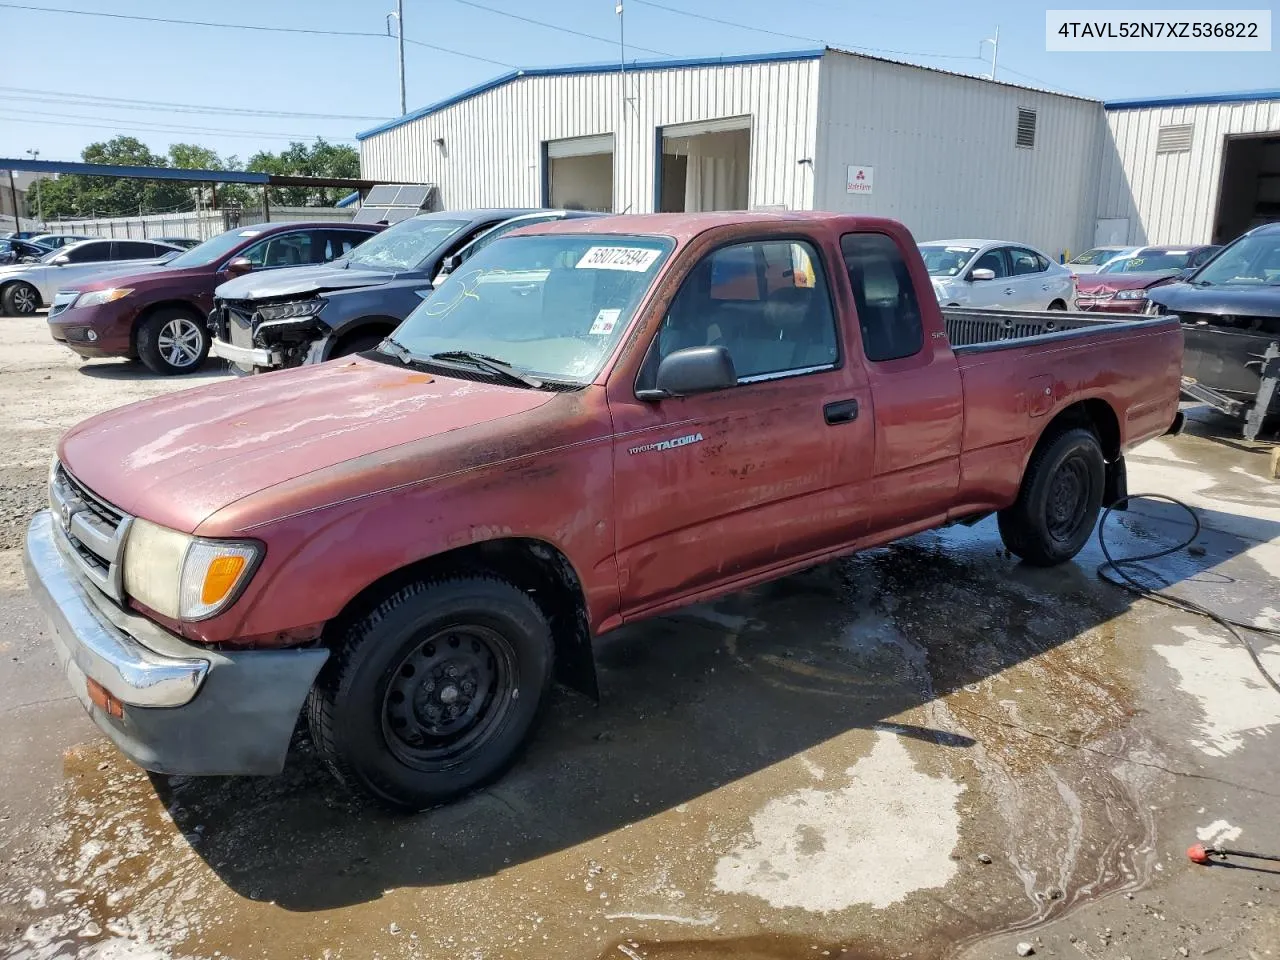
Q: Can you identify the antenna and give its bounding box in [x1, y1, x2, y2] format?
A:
[980, 25, 1000, 81]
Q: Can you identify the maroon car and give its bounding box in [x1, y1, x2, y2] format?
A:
[48, 222, 382, 375]
[1074, 244, 1220, 314]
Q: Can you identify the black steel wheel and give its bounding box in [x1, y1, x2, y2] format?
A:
[998, 426, 1105, 566]
[308, 576, 554, 811]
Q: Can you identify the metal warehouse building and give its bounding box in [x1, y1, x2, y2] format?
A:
[358, 48, 1104, 256]
[1096, 90, 1280, 248]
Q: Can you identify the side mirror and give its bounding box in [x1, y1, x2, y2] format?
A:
[51, 254, 69, 266]
[970, 268, 996, 282]
[438, 254, 461, 277]
[225, 256, 254, 278]
[638, 345, 737, 400]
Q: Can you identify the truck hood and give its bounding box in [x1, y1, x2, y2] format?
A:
[1147, 282, 1280, 319]
[58, 357, 556, 534]
[1076, 272, 1174, 294]
[215, 262, 392, 301]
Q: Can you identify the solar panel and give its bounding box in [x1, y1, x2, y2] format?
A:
[352, 183, 436, 222]
[391, 184, 430, 208]
[362, 184, 401, 206]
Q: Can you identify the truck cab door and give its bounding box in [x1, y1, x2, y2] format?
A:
[608, 236, 873, 617]
[840, 231, 962, 533]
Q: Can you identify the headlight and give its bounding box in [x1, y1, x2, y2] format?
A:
[257, 299, 324, 322]
[1113, 289, 1148, 300]
[75, 288, 133, 308]
[123, 519, 262, 621]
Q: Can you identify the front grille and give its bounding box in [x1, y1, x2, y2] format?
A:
[51, 463, 133, 604]
[49, 292, 78, 318]
[214, 300, 259, 347]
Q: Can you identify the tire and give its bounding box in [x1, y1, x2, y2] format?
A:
[2, 281, 41, 316]
[331, 331, 387, 359]
[136, 307, 210, 375]
[998, 426, 1105, 567]
[1048, 299, 1067, 311]
[307, 576, 554, 811]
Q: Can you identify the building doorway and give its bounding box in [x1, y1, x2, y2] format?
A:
[656, 117, 751, 213]
[1213, 133, 1280, 243]
[543, 134, 614, 212]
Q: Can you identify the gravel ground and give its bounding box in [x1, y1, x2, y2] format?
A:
[0, 313, 229, 580]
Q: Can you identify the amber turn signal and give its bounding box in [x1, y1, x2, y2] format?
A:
[86, 678, 124, 719]
[201, 554, 248, 605]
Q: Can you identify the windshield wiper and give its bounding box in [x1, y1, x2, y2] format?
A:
[428, 350, 543, 389]
[380, 335, 427, 366]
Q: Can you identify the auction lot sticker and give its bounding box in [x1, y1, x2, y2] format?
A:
[577, 246, 661, 271]
[1046, 10, 1271, 51]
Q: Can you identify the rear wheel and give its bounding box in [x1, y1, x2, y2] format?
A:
[307, 576, 554, 811]
[998, 427, 1105, 566]
[136, 308, 209, 375]
[2, 281, 40, 316]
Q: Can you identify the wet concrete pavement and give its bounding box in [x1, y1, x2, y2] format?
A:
[1, 389, 1279, 958]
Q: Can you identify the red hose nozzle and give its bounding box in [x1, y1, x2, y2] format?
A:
[1187, 843, 1211, 864]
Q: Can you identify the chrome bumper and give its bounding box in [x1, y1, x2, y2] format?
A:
[25, 510, 207, 707]
[210, 336, 278, 368]
[24, 510, 330, 776]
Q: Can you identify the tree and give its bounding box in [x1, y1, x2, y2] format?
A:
[38, 136, 189, 219]
[247, 139, 360, 206]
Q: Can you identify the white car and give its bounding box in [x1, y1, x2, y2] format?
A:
[918, 239, 1075, 311]
[0, 238, 180, 316]
[1065, 245, 1143, 276]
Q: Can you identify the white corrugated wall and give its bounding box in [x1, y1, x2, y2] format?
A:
[812, 51, 1105, 258]
[1098, 98, 1280, 245]
[359, 57, 821, 214]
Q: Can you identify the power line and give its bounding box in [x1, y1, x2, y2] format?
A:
[0, 2, 514, 68]
[995, 65, 1093, 98]
[0, 112, 355, 143]
[629, 0, 983, 61]
[0, 86, 390, 122]
[445, 0, 673, 57]
[0, 106, 351, 140]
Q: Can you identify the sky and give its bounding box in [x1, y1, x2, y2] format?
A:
[1, 0, 1277, 164]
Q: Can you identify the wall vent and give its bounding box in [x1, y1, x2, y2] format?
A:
[1155, 123, 1194, 154]
[1015, 108, 1037, 149]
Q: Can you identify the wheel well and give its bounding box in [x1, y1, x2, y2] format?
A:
[131, 300, 204, 349]
[1, 279, 41, 306]
[325, 538, 597, 700]
[1048, 298, 1067, 309]
[331, 320, 397, 356]
[1038, 398, 1121, 461]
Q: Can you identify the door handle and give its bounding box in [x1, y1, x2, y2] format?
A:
[1003, 287, 1014, 295]
[824, 399, 859, 424]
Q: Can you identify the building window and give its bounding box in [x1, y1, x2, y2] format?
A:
[1016, 108, 1037, 149]
[1155, 124, 1194, 155]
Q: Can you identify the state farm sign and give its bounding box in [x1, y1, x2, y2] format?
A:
[846, 164, 874, 195]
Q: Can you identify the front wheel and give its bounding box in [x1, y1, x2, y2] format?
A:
[136, 308, 210, 375]
[2, 281, 41, 316]
[998, 427, 1105, 566]
[307, 576, 554, 811]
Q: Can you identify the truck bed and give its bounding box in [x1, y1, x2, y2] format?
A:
[942, 307, 1170, 352]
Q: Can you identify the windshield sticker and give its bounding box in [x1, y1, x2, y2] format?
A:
[576, 246, 661, 272]
[589, 308, 621, 335]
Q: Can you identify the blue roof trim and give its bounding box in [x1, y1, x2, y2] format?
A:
[356, 48, 826, 140]
[335, 190, 361, 208]
[0, 157, 270, 184]
[1105, 89, 1280, 110]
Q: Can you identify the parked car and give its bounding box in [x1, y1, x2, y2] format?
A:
[28, 233, 93, 250]
[919, 239, 1075, 310]
[210, 209, 599, 373]
[1074, 244, 1221, 313]
[1147, 223, 1280, 439]
[0, 230, 42, 240]
[1065, 245, 1141, 275]
[0, 238, 52, 265]
[0, 239, 181, 316]
[152, 236, 201, 250]
[24, 212, 1183, 809]
[48, 222, 383, 375]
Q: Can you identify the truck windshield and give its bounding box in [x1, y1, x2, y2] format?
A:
[918, 244, 978, 277]
[346, 217, 468, 272]
[388, 233, 673, 384]
[1191, 232, 1280, 286]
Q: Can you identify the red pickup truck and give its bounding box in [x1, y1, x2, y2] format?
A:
[24, 212, 1183, 810]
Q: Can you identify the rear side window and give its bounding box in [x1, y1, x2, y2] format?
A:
[840, 233, 924, 363]
[1010, 248, 1044, 275]
[113, 241, 160, 260]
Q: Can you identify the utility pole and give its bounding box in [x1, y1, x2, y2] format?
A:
[25, 148, 42, 224]
[6, 169, 18, 233]
[387, 0, 406, 115]
[981, 25, 1000, 81]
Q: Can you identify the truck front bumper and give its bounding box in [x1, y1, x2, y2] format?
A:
[24, 510, 329, 776]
